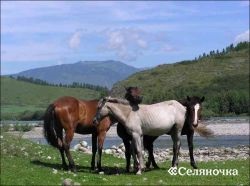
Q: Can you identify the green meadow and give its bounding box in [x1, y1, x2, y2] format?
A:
[1, 77, 101, 120]
[1, 132, 249, 185]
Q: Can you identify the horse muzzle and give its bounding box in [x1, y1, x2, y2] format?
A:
[192, 120, 201, 128]
[93, 116, 99, 125]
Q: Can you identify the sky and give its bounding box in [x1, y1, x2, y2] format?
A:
[1, 1, 249, 75]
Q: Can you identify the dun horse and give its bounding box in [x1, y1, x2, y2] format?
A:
[43, 96, 113, 172]
[119, 95, 213, 171]
[94, 97, 189, 175]
[120, 87, 213, 170]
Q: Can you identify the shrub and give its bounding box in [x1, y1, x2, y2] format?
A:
[13, 123, 33, 132]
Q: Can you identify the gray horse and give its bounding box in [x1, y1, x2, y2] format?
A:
[94, 97, 195, 175]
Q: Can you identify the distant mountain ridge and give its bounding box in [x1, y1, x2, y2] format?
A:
[13, 60, 140, 88]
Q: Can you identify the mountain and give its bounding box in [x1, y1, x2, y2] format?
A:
[13, 60, 140, 89]
[111, 42, 249, 116]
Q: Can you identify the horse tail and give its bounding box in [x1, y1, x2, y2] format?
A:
[193, 123, 214, 138]
[43, 104, 60, 148]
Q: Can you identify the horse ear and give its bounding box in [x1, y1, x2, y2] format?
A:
[201, 96, 205, 103]
[187, 96, 191, 101]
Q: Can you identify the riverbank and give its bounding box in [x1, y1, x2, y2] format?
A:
[7, 122, 249, 140]
[73, 140, 249, 163]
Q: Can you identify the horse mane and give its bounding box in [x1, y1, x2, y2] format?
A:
[106, 97, 130, 105]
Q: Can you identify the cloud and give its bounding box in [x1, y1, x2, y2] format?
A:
[69, 30, 83, 49]
[234, 30, 249, 44]
[101, 28, 149, 61]
[99, 28, 176, 61]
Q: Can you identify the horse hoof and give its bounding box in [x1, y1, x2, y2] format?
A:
[98, 168, 104, 173]
[136, 170, 142, 175]
[71, 168, 77, 173]
[192, 165, 198, 169]
[153, 165, 160, 169]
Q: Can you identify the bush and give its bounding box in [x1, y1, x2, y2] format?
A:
[1, 125, 10, 132]
[19, 110, 45, 121]
[13, 124, 33, 132]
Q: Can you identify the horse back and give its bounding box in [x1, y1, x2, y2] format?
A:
[52, 96, 97, 126]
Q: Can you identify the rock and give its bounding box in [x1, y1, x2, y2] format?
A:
[62, 178, 73, 186]
[111, 145, 117, 150]
[116, 148, 123, 154]
[73, 144, 81, 151]
[52, 168, 58, 174]
[121, 146, 126, 152]
[118, 143, 124, 148]
[78, 146, 91, 154]
[104, 149, 112, 154]
[80, 141, 88, 148]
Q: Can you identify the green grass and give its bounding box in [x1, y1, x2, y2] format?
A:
[1, 77, 101, 120]
[1, 133, 249, 185]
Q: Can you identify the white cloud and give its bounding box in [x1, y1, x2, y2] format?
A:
[99, 28, 176, 61]
[234, 30, 249, 44]
[101, 28, 149, 61]
[69, 30, 83, 49]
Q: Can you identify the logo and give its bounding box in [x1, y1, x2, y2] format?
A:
[168, 167, 178, 175]
[167, 167, 238, 176]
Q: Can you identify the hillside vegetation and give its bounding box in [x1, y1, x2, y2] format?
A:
[1, 77, 101, 120]
[111, 42, 249, 116]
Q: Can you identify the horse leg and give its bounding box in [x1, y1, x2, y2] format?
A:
[58, 132, 67, 170]
[187, 132, 197, 169]
[130, 140, 138, 173]
[117, 123, 132, 172]
[144, 136, 152, 169]
[91, 132, 97, 170]
[59, 148, 68, 170]
[97, 131, 106, 172]
[63, 130, 76, 172]
[144, 136, 159, 169]
[122, 138, 131, 172]
[132, 133, 144, 175]
[171, 128, 181, 167]
[55, 123, 68, 170]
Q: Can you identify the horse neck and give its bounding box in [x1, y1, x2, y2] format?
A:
[107, 102, 131, 124]
[185, 108, 192, 122]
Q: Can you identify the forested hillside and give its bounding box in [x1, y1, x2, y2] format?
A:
[111, 42, 249, 116]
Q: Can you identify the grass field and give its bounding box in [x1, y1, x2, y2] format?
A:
[1, 132, 249, 185]
[1, 77, 101, 120]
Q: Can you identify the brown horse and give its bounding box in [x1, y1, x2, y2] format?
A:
[43, 96, 113, 172]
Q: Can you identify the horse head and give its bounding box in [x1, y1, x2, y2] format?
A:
[124, 86, 143, 105]
[184, 96, 205, 128]
[93, 97, 109, 125]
